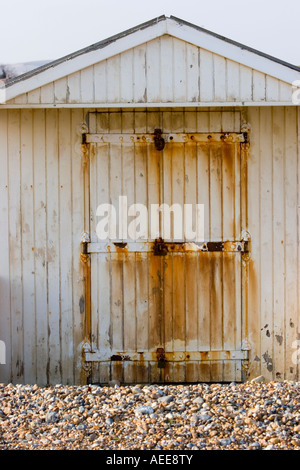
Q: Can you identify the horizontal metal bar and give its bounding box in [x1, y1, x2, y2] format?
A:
[85, 132, 246, 144]
[87, 240, 248, 254]
[85, 350, 249, 362]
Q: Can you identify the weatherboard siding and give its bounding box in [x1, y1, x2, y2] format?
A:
[0, 108, 86, 385]
[246, 106, 300, 381]
[6, 36, 293, 107]
[0, 108, 299, 384]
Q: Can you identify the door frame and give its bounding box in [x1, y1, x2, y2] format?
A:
[80, 117, 251, 382]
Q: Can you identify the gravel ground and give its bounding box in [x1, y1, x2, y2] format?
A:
[0, 380, 299, 450]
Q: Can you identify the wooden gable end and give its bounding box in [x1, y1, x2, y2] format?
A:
[6, 35, 293, 107]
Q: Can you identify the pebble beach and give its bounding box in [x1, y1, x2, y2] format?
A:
[0, 380, 299, 450]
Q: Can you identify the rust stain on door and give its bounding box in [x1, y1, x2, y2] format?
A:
[85, 113, 248, 384]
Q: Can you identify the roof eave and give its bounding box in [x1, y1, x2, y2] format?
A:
[2, 15, 300, 103]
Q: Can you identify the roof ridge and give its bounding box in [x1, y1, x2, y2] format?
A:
[2, 15, 300, 91]
[170, 16, 300, 72]
[4, 15, 167, 87]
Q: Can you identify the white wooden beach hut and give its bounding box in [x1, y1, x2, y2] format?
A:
[0, 16, 299, 385]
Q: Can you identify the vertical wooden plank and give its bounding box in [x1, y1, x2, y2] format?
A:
[81, 66, 94, 103]
[171, 110, 184, 134]
[171, 141, 185, 353]
[209, 111, 222, 132]
[8, 110, 24, 383]
[148, 253, 162, 382]
[272, 107, 285, 380]
[221, 111, 235, 133]
[234, 111, 241, 133]
[58, 109, 73, 384]
[0, 110, 11, 383]
[196, 110, 210, 132]
[13, 94, 27, 105]
[122, 137, 136, 383]
[123, 251, 136, 383]
[213, 55, 226, 102]
[266, 76, 279, 102]
[253, 71, 266, 102]
[160, 36, 173, 102]
[210, 144, 222, 240]
[108, 116, 123, 383]
[94, 62, 107, 103]
[46, 109, 61, 384]
[54, 77, 67, 104]
[222, 143, 235, 240]
[171, 112, 185, 382]
[246, 107, 261, 379]
[107, 56, 120, 103]
[134, 110, 147, 134]
[259, 107, 273, 381]
[279, 82, 292, 102]
[234, 142, 242, 379]
[226, 60, 240, 102]
[185, 141, 198, 357]
[161, 111, 173, 367]
[33, 109, 48, 386]
[109, 139, 123, 356]
[134, 141, 148, 347]
[196, 111, 211, 359]
[234, 142, 241, 241]
[234, 255, 242, 382]
[109, 140, 122, 242]
[21, 109, 36, 384]
[186, 43, 199, 102]
[147, 112, 162, 381]
[200, 49, 214, 102]
[210, 252, 223, 351]
[133, 45, 147, 103]
[90, 117, 107, 383]
[211, 361, 223, 382]
[199, 361, 211, 382]
[209, 141, 223, 382]
[146, 40, 161, 102]
[173, 38, 186, 102]
[67, 72, 81, 103]
[162, 253, 173, 351]
[197, 145, 210, 242]
[134, 112, 149, 382]
[239, 66, 252, 102]
[135, 252, 149, 383]
[97, 249, 111, 382]
[27, 88, 41, 104]
[110, 251, 123, 378]
[71, 109, 85, 385]
[297, 107, 300, 381]
[222, 253, 236, 350]
[120, 49, 134, 103]
[40, 82, 54, 104]
[197, 253, 210, 352]
[223, 360, 237, 382]
[221, 138, 238, 380]
[184, 110, 197, 134]
[284, 107, 298, 380]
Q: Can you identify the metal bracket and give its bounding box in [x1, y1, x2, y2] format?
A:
[85, 349, 249, 362]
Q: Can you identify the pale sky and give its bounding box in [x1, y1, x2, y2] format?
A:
[0, 0, 299, 66]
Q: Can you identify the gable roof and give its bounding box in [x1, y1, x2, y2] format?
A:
[2, 15, 300, 106]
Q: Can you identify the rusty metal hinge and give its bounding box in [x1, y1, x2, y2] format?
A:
[80, 232, 90, 263]
[154, 128, 165, 151]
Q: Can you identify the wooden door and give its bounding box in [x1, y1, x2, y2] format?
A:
[84, 113, 248, 383]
